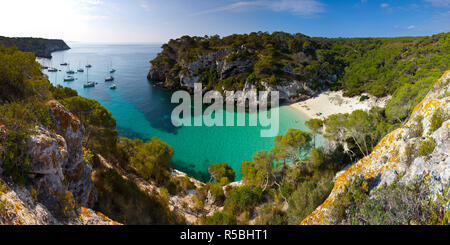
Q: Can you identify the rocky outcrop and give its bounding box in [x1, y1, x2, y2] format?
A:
[0, 100, 112, 225]
[0, 36, 70, 58]
[302, 71, 450, 224]
[47, 100, 96, 207]
[25, 101, 96, 210]
[147, 35, 335, 103]
[148, 43, 315, 102]
[0, 179, 117, 225]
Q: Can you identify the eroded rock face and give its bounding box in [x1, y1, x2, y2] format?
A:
[0, 179, 117, 225]
[24, 101, 96, 215]
[302, 71, 450, 225]
[47, 100, 96, 208]
[26, 127, 67, 209]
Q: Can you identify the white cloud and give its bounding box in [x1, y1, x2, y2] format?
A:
[194, 0, 325, 17]
[380, 3, 389, 8]
[0, 0, 109, 41]
[424, 0, 450, 7]
[80, 0, 103, 5]
[407, 25, 416, 29]
[139, 0, 151, 12]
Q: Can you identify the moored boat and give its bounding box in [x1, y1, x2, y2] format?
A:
[63, 76, 75, 81]
[83, 81, 95, 88]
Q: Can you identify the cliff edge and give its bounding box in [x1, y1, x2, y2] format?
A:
[0, 101, 118, 225]
[302, 71, 450, 224]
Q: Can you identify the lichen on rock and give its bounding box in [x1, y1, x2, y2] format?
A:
[302, 71, 450, 225]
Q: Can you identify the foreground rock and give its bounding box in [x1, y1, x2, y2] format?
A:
[302, 71, 450, 224]
[0, 179, 117, 225]
[0, 100, 117, 225]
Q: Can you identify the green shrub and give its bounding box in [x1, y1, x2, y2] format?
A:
[128, 137, 174, 185]
[429, 108, 447, 133]
[330, 177, 448, 225]
[56, 190, 77, 219]
[223, 185, 263, 215]
[410, 115, 424, 138]
[202, 211, 237, 225]
[208, 162, 235, 184]
[209, 183, 225, 205]
[93, 168, 184, 224]
[404, 142, 416, 166]
[360, 95, 369, 102]
[419, 138, 437, 156]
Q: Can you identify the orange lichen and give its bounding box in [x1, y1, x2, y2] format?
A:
[47, 100, 81, 133]
[301, 71, 450, 225]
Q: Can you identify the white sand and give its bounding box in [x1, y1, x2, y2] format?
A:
[289, 91, 391, 120]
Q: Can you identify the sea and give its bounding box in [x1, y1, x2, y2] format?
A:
[38, 42, 322, 181]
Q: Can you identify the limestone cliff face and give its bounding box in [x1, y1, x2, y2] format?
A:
[0, 101, 116, 225]
[302, 71, 450, 224]
[0, 179, 117, 225]
[148, 45, 316, 103]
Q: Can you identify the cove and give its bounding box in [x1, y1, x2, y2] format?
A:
[39, 42, 322, 181]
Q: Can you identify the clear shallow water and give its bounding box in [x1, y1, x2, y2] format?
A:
[38, 42, 322, 181]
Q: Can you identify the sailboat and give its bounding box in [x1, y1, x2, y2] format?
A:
[64, 76, 75, 81]
[104, 64, 114, 81]
[77, 62, 84, 72]
[85, 60, 92, 68]
[48, 60, 57, 72]
[66, 64, 75, 74]
[60, 54, 68, 66]
[83, 67, 95, 88]
[109, 60, 116, 73]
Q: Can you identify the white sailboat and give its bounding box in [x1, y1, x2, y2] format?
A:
[77, 62, 84, 72]
[105, 64, 114, 81]
[83, 67, 95, 88]
[66, 64, 75, 74]
[109, 60, 116, 73]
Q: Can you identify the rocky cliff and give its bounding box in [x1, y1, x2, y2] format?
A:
[0, 101, 117, 225]
[0, 36, 70, 58]
[302, 71, 450, 224]
[147, 34, 332, 103]
[148, 47, 315, 103]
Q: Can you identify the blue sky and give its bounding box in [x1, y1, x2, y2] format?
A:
[1, 0, 449, 42]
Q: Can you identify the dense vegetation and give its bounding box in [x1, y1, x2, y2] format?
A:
[1, 30, 449, 225]
[0, 46, 53, 184]
[151, 32, 449, 123]
[329, 176, 449, 225]
[0, 46, 185, 224]
[199, 128, 351, 225]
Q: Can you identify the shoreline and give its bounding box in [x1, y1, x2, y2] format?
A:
[288, 90, 391, 120]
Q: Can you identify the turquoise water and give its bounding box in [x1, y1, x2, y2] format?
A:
[38, 43, 321, 181]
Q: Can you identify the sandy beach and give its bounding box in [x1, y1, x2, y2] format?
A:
[289, 91, 391, 120]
